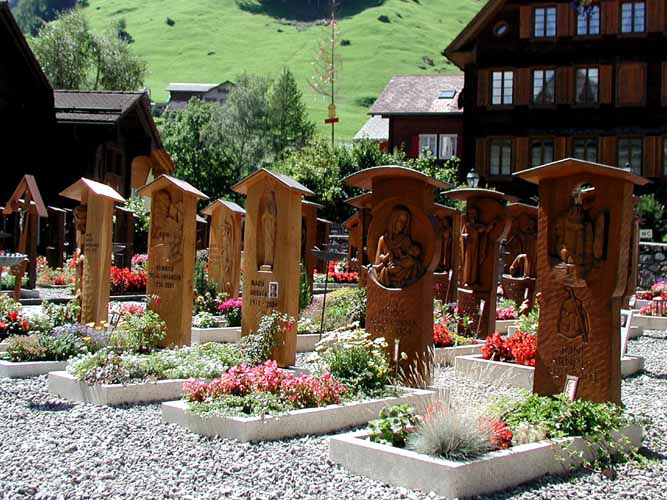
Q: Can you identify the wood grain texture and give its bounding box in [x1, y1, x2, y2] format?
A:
[206, 204, 243, 297]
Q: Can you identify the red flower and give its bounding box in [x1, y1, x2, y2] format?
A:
[481, 332, 512, 362]
[6, 311, 18, 322]
[482, 418, 512, 449]
[433, 322, 452, 347]
[0, 321, 6, 330]
[20, 319, 29, 331]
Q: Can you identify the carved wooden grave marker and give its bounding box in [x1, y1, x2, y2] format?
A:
[233, 169, 313, 367]
[345, 166, 449, 386]
[302, 200, 323, 290]
[138, 175, 208, 347]
[502, 203, 538, 311]
[201, 199, 245, 298]
[431, 204, 461, 303]
[3, 175, 48, 299]
[516, 158, 648, 403]
[446, 188, 515, 339]
[60, 178, 125, 325]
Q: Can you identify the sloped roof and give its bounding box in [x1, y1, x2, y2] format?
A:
[138, 174, 209, 199]
[59, 177, 126, 204]
[200, 199, 245, 216]
[167, 83, 220, 93]
[514, 158, 651, 186]
[232, 168, 314, 197]
[54, 90, 144, 123]
[370, 74, 465, 116]
[353, 115, 389, 141]
[345, 166, 451, 191]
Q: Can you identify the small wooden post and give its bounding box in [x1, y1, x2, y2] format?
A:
[60, 178, 126, 326]
[138, 175, 208, 347]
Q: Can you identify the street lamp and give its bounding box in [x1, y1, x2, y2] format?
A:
[621, 162, 632, 173]
[466, 169, 480, 188]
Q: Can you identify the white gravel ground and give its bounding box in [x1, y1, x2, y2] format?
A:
[0, 331, 665, 500]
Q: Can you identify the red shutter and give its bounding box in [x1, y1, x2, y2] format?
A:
[556, 67, 573, 104]
[555, 137, 568, 160]
[602, 0, 619, 34]
[410, 136, 419, 157]
[644, 136, 660, 177]
[514, 137, 529, 172]
[647, 0, 665, 32]
[520, 6, 533, 38]
[663, 63, 667, 106]
[516, 68, 531, 105]
[600, 136, 618, 166]
[476, 138, 489, 177]
[599, 65, 613, 104]
[616, 63, 646, 106]
[557, 4, 571, 37]
[477, 70, 489, 107]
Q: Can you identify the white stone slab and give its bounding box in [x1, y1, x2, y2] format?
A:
[0, 342, 8, 353]
[632, 314, 667, 331]
[329, 425, 642, 499]
[0, 360, 68, 378]
[455, 355, 645, 390]
[495, 319, 518, 334]
[191, 326, 241, 345]
[161, 388, 436, 442]
[433, 344, 482, 366]
[296, 334, 320, 353]
[48, 371, 188, 406]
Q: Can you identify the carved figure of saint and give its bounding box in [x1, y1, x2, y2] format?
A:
[437, 215, 453, 272]
[151, 189, 183, 263]
[373, 206, 424, 288]
[460, 207, 495, 286]
[258, 190, 277, 270]
[557, 287, 589, 343]
[221, 215, 234, 293]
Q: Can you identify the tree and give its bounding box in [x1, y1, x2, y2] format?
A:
[269, 68, 315, 157]
[30, 8, 146, 91]
[12, 0, 76, 36]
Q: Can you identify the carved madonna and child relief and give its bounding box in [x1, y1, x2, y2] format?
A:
[151, 189, 184, 264]
[460, 205, 503, 288]
[372, 206, 425, 288]
[550, 188, 608, 344]
[257, 190, 277, 272]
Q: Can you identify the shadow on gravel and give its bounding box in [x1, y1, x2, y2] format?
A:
[28, 400, 74, 412]
[473, 469, 594, 499]
[636, 370, 667, 380]
[638, 447, 667, 461]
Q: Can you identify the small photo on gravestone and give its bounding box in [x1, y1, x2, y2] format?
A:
[268, 282, 279, 299]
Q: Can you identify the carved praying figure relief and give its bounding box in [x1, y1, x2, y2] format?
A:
[558, 287, 590, 343]
[373, 206, 424, 288]
[151, 189, 183, 263]
[436, 215, 453, 272]
[257, 190, 277, 271]
[460, 206, 496, 286]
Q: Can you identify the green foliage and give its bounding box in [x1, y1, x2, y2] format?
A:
[299, 261, 313, 312]
[12, 0, 76, 36]
[39, 331, 86, 361]
[42, 300, 80, 328]
[188, 392, 291, 418]
[240, 311, 293, 365]
[5, 335, 48, 362]
[193, 255, 215, 297]
[324, 286, 366, 329]
[111, 310, 166, 353]
[30, 8, 146, 90]
[368, 404, 421, 448]
[192, 312, 218, 329]
[516, 304, 539, 335]
[636, 193, 665, 240]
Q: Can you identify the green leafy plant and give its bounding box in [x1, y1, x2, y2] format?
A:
[516, 304, 539, 335]
[5, 335, 48, 362]
[192, 312, 218, 329]
[368, 404, 421, 448]
[241, 311, 295, 365]
[42, 301, 81, 328]
[299, 261, 312, 312]
[111, 310, 166, 353]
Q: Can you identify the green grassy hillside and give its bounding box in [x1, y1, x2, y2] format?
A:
[84, 0, 480, 140]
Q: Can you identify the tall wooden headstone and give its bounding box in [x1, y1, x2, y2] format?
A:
[201, 199, 245, 298]
[446, 188, 514, 339]
[233, 169, 313, 368]
[516, 159, 648, 404]
[345, 166, 449, 386]
[302, 200, 323, 289]
[138, 175, 208, 347]
[502, 203, 538, 310]
[60, 179, 125, 325]
[431, 204, 461, 303]
[3, 175, 48, 299]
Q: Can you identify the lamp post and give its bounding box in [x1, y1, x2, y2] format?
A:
[466, 169, 480, 188]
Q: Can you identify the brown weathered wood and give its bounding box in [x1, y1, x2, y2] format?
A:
[516, 158, 649, 404]
[301, 200, 322, 290]
[139, 175, 208, 346]
[431, 204, 461, 303]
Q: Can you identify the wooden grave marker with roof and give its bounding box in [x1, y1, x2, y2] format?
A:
[201, 199, 245, 298]
[302, 200, 323, 290]
[344, 193, 374, 275]
[3, 175, 48, 299]
[501, 202, 539, 312]
[445, 188, 515, 340]
[60, 178, 125, 325]
[431, 203, 461, 303]
[345, 166, 450, 386]
[233, 169, 313, 367]
[516, 159, 649, 404]
[138, 175, 208, 347]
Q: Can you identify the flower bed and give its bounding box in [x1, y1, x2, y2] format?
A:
[455, 354, 645, 390]
[329, 425, 642, 499]
[631, 314, 667, 331]
[482, 331, 537, 366]
[110, 266, 147, 294]
[162, 386, 435, 442]
[433, 344, 482, 366]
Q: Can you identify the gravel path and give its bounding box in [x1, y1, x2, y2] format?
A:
[0, 332, 665, 500]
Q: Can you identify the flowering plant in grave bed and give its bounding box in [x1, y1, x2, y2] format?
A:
[432, 321, 477, 348]
[217, 298, 242, 327]
[482, 331, 537, 367]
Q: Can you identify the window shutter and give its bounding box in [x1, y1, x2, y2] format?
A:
[557, 4, 571, 36]
[513, 137, 529, 172]
[602, 0, 618, 34]
[409, 136, 419, 157]
[476, 138, 489, 177]
[647, 0, 665, 32]
[644, 136, 660, 177]
[556, 67, 573, 104]
[555, 137, 569, 159]
[599, 65, 613, 104]
[516, 68, 531, 105]
[616, 63, 646, 106]
[600, 136, 618, 165]
[663, 63, 667, 106]
[477, 70, 489, 107]
[520, 6, 533, 38]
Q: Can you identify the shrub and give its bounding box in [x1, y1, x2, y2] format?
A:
[299, 262, 312, 312]
[324, 286, 366, 328]
[241, 311, 294, 365]
[111, 310, 166, 353]
[217, 297, 242, 327]
[0, 309, 31, 341]
[6, 335, 48, 362]
[193, 312, 218, 329]
[481, 332, 512, 362]
[516, 304, 539, 334]
[40, 331, 86, 361]
[42, 301, 81, 328]
[481, 330, 536, 366]
[368, 404, 421, 448]
[377, 14, 390, 23]
[166, 17, 175, 26]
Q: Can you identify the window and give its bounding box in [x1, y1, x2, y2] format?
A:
[576, 5, 600, 35]
[419, 134, 437, 157]
[532, 69, 556, 105]
[621, 1, 645, 33]
[490, 140, 512, 175]
[618, 138, 643, 174]
[573, 138, 598, 163]
[491, 71, 514, 105]
[575, 67, 599, 104]
[439, 135, 457, 160]
[534, 7, 557, 37]
[530, 139, 554, 167]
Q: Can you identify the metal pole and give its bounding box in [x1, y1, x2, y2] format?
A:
[319, 239, 332, 338]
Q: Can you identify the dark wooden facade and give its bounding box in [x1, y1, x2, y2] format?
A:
[389, 115, 464, 158]
[445, 0, 667, 199]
